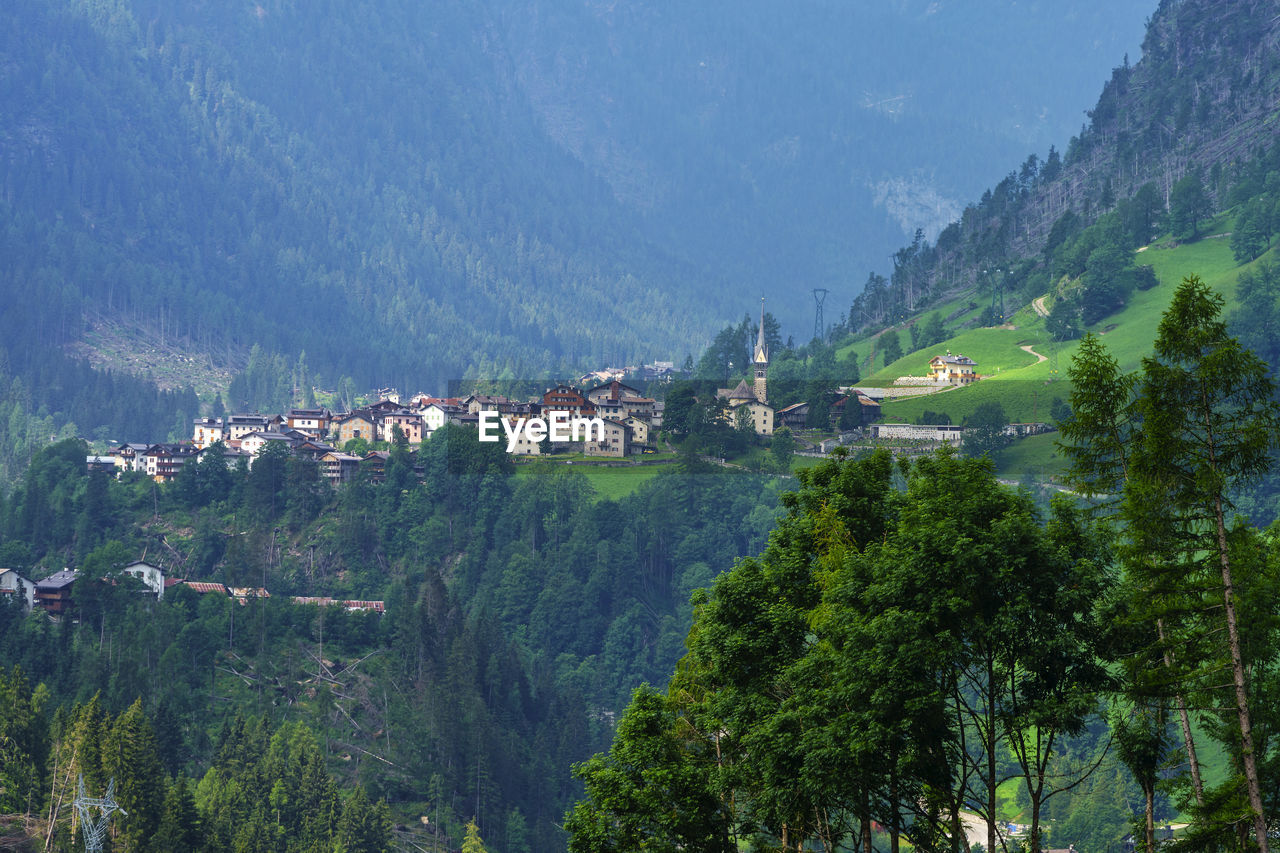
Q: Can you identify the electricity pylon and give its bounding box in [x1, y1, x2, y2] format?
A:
[73, 775, 126, 853]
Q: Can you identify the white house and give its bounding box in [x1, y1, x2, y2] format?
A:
[240, 431, 300, 459]
[192, 417, 225, 448]
[122, 561, 166, 599]
[0, 568, 35, 611]
[419, 403, 459, 438]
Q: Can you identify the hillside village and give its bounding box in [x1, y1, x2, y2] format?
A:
[92, 312, 915, 485]
[102, 378, 673, 487]
[84, 325, 1061, 489]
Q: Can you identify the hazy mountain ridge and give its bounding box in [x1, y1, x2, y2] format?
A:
[2, 0, 1148, 422]
[500, 0, 1152, 323]
[1007, 0, 1280, 256]
[846, 0, 1280, 336]
[4, 0, 724, 396]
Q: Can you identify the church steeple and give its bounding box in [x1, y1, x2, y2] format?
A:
[753, 298, 769, 404]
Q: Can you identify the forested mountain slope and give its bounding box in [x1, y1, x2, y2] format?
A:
[0, 431, 785, 851]
[848, 0, 1280, 332]
[1, 0, 1147, 411]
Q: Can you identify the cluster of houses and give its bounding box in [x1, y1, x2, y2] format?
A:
[95, 378, 677, 485]
[84, 318, 991, 490]
[86, 321, 898, 487]
[0, 561, 383, 619]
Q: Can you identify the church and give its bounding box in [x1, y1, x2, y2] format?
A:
[717, 300, 776, 436]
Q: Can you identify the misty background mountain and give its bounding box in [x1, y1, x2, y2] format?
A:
[2, 0, 1147, 408]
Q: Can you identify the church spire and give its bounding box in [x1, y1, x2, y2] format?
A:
[753, 298, 769, 366]
[753, 298, 769, 404]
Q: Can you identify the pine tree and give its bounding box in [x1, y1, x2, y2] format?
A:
[1133, 276, 1277, 851]
[1169, 171, 1211, 240]
[152, 775, 202, 853]
[335, 786, 391, 853]
[1060, 277, 1280, 849]
[0, 666, 47, 816]
[103, 699, 166, 850]
[461, 819, 489, 853]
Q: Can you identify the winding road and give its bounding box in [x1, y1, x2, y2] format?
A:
[1020, 344, 1048, 364]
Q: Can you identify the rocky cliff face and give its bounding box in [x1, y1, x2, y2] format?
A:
[1013, 0, 1280, 256]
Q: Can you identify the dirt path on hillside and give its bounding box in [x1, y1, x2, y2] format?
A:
[1032, 295, 1049, 317]
[1020, 344, 1048, 363]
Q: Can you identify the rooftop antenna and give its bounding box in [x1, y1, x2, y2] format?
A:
[74, 775, 127, 853]
[812, 288, 829, 343]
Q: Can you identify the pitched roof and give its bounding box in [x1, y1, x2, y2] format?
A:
[333, 411, 375, 424]
[320, 452, 363, 463]
[243, 431, 298, 443]
[726, 380, 757, 401]
[143, 443, 199, 456]
[585, 379, 643, 400]
[180, 582, 228, 594]
[930, 352, 977, 366]
[35, 570, 78, 591]
[296, 440, 336, 453]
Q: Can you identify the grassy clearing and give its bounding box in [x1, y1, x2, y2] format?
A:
[514, 459, 672, 501]
[866, 325, 1042, 385]
[790, 455, 826, 473]
[990, 432, 1068, 481]
[875, 230, 1261, 434]
[576, 464, 668, 501]
[996, 777, 1028, 822]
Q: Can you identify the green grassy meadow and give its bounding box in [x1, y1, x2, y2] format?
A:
[514, 459, 672, 501]
[856, 217, 1272, 477]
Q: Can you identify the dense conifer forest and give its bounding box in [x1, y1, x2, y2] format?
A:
[0, 426, 785, 851]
